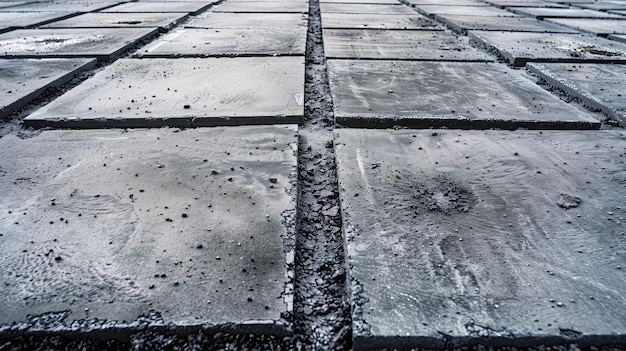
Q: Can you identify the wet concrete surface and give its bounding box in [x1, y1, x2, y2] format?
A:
[40, 12, 189, 31]
[470, 31, 626, 67]
[0, 58, 95, 118]
[140, 27, 307, 56]
[327, 60, 599, 129]
[527, 62, 626, 126]
[0, 126, 297, 330]
[335, 128, 626, 349]
[323, 29, 492, 60]
[2, 0, 626, 349]
[0, 27, 157, 61]
[24, 57, 304, 128]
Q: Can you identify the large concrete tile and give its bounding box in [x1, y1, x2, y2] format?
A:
[577, 2, 626, 11]
[411, 4, 520, 17]
[0, 126, 297, 331]
[25, 57, 304, 128]
[321, 13, 438, 29]
[0, 28, 157, 61]
[0, 58, 95, 118]
[527, 62, 626, 126]
[469, 31, 626, 66]
[405, 0, 488, 5]
[319, 3, 417, 14]
[323, 29, 493, 61]
[438, 14, 579, 35]
[40, 12, 188, 31]
[545, 18, 626, 36]
[214, 1, 309, 13]
[509, 7, 625, 19]
[485, 0, 568, 8]
[139, 27, 307, 56]
[335, 129, 626, 349]
[609, 33, 626, 43]
[101, 1, 214, 14]
[187, 12, 308, 29]
[1, 0, 117, 12]
[0, 11, 76, 32]
[321, 0, 400, 4]
[610, 10, 626, 16]
[0, 1, 31, 9]
[327, 60, 599, 129]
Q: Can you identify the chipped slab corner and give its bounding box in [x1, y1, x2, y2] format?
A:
[335, 129, 626, 350]
[0, 126, 298, 338]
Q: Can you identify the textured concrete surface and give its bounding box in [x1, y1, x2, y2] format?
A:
[140, 27, 307, 56]
[485, 0, 567, 8]
[321, 0, 399, 4]
[40, 12, 189, 31]
[327, 60, 599, 129]
[101, 1, 214, 14]
[214, 1, 309, 13]
[0, 11, 76, 32]
[321, 13, 438, 29]
[412, 5, 520, 17]
[319, 3, 416, 14]
[0, 1, 117, 12]
[527, 62, 626, 127]
[323, 29, 492, 60]
[545, 18, 626, 36]
[508, 7, 625, 19]
[335, 128, 626, 349]
[0, 126, 297, 330]
[438, 15, 579, 35]
[25, 57, 304, 128]
[0, 28, 157, 61]
[188, 12, 308, 29]
[470, 31, 626, 66]
[577, 2, 626, 11]
[610, 34, 626, 44]
[0, 58, 96, 118]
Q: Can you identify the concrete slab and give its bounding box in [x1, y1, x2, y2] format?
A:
[411, 4, 520, 17]
[0, 125, 297, 331]
[321, 0, 400, 4]
[545, 18, 626, 36]
[0, 1, 117, 13]
[438, 14, 579, 35]
[24, 57, 304, 128]
[0, 11, 76, 32]
[0, 28, 157, 61]
[214, 1, 309, 13]
[0, 1, 31, 9]
[609, 33, 626, 43]
[469, 31, 626, 66]
[575, 2, 626, 11]
[139, 27, 307, 56]
[319, 3, 417, 14]
[485, 0, 568, 8]
[323, 29, 493, 61]
[321, 13, 438, 29]
[327, 60, 599, 129]
[334, 128, 626, 349]
[527, 62, 626, 126]
[404, 0, 488, 5]
[187, 13, 308, 29]
[40, 12, 189, 31]
[609, 10, 626, 16]
[101, 2, 213, 14]
[508, 7, 625, 19]
[0, 58, 96, 118]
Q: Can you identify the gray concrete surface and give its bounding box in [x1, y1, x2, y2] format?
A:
[321, 13, 438, 29]
[335, 128, 626, 349]
[0, 27, 157, 61]
[485, 0, 567, 8]
[0, 1, 117, 12]
[327, 60, 599, 129]
[609, 33, 626, 43]
[576, 2, 626, 11]
[437, 15, 580, 35]
[323, 29, 493, 60]
[545, 18, 626, 36]
[319, 3, 416, 14]
[188, 12, 308, 29]
[0, 11, 76, 32]
[101, 1, 214, 14]
[470, 31, 626, 66]
[321, 0, 399, 4]
[412, 5, 520, 17]
[0, 58, 96, 118]
[0, 126, 297, 331]
[508, 7, 625, 19]
[406, 0, 488, 6]
[24, 57, 304, 128]
[214, 1, 309, 13]
[527, 62, 626, 126]
[40, 12, 189, 31]
[140, 27, 307, 56]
